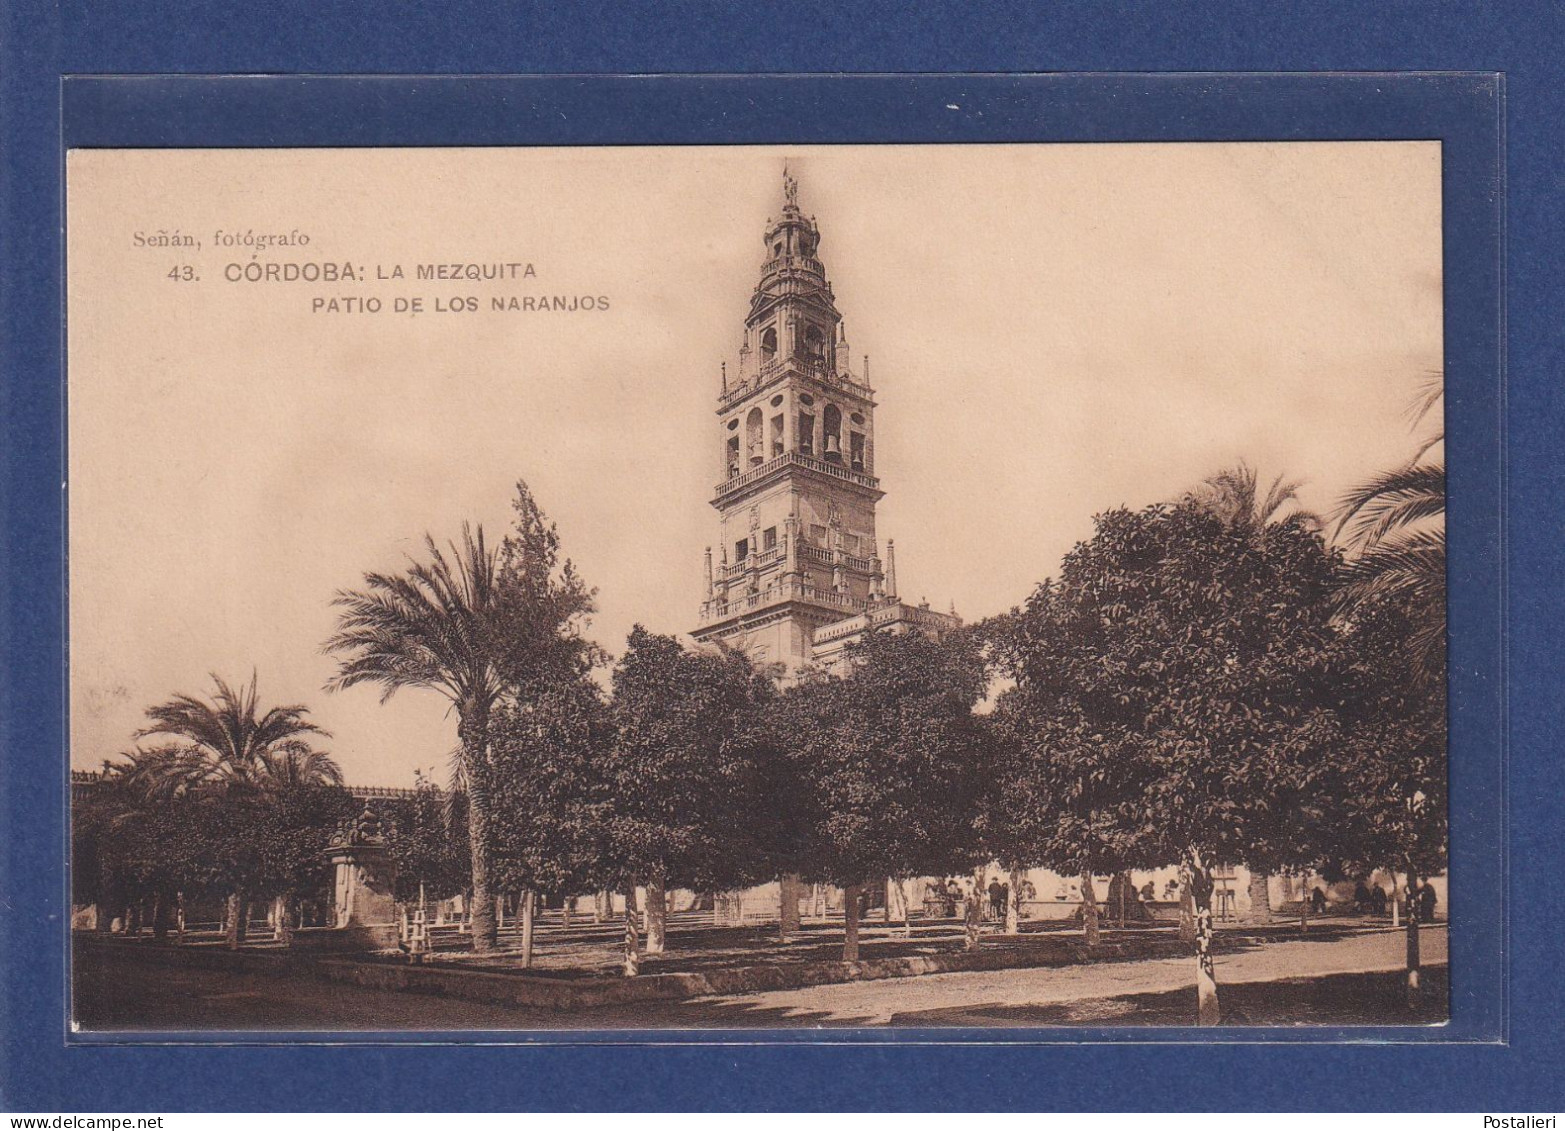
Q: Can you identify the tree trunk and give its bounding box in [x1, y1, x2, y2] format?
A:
[459, 705, 498, 953]
[645, 877, 668, 955]
[151, 892, 170, 941]
[1246, 869, 1272, 925]
[776, 876, 801, 938]
[1006, 868, 1023, 935]
[1405, 866, 1421, 1007]
[1189, 850, 1220, 1026]
[842, 883, 862, 962]
[520, 889, 537, 969]
[889, 877, 912, 937]
[561, 895, 573, 930]
[175, 891, 187, 945]
[274, 894, 294, 947]
[1080, 870, 1100, 948]
[621, 884, 640, 976]
[1177, 866, 1196, 943]
[964, 867, 985, 951]
[224, 890, 243, 950]
[1300, 874, 1310, 932]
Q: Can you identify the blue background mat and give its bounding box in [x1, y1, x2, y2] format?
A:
[2, 3, 1556, 1113]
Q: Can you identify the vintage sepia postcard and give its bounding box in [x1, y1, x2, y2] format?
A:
[67, 142, 1450, 1033]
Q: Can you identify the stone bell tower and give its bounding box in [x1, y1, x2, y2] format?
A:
[692, 167, 955, 671]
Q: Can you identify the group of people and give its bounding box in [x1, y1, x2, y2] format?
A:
[918, 873, 1441, 924]
[921, 877, 1031, 923]
[1344, 880, 1439, 921]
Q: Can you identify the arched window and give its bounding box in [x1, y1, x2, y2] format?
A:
[822, 404, 842, 462]
[746, 407, 764, 466]
[760, 326, 777, 357]
[803, 324, 825, 360]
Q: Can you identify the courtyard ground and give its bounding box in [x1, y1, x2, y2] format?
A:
[73, 922, 1446, 1031]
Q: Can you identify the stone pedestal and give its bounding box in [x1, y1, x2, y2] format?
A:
[330, 843, 398, 930]
[290, 839, 401, 952]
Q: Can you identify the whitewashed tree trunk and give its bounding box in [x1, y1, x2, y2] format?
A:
[1006, 868, 1023, 934]
[1176, 868, 1196, 943]
[778, 873, 801, 939]
[889, 877, 912, 937]
[518, 889, 537, 968]
[621, 884, 640, 976]
[1404, 866, 1421, 1007]
[1080, 870, 1100, 947]
[964, 867, 985, 950]
[1246, 870, 1272, 924]
[1189, 849, 1221, 1026]
[645, 877, 668, 955]
[842, 883, 862, 962]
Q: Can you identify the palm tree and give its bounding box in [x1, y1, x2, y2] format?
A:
[135, 672, 337, 794]
[129, 673, 338, 945]
[325, 524, 510, 951]
[327, 484, 594, 957]
[325, 485, 597, 954]
[1191, 460, 1315, 538]
[1332, 374, 1445, 1004]
[1333, 373, 1445, 686]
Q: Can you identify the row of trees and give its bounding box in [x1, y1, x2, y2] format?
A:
[73, 674, 356, 947]
[80, 384, 1446, 1022]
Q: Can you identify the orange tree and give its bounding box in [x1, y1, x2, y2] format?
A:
[382, 773, 471, 909]
[988, 499, 1352, 1023]
[1331, 587, 1448, 1005]
[484, 669, 610, 967]
[777, 628, 992, 962]
[596, 627, 783, 973]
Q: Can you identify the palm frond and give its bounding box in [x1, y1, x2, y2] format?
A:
[1332, 528, 1447, 606]
[324, 525, 503, 710]
[1334, 462, 1446, 550]
[1258, 472, 1308, 527]
[1406, 370, 1444, 430]
[132, 674, 329, 789]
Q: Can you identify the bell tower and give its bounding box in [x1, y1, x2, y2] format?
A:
[691, 168, 893, 669]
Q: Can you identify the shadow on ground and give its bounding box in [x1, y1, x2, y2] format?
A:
[878, 968, 1452, 1028]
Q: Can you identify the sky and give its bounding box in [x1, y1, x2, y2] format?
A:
[66, 142, 1443, 786]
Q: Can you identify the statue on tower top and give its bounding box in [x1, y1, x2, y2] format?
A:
[782, 164, 799, 209]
